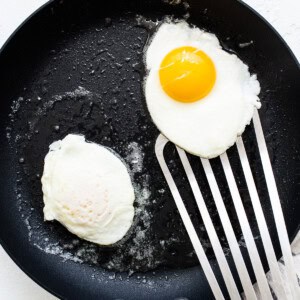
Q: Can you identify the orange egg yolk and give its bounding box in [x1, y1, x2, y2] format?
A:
[159, 46, 216, 103]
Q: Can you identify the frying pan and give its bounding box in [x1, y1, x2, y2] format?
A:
[0, 0, 299, 299]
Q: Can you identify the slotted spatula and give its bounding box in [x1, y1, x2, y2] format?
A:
[155, 109, 299, 299]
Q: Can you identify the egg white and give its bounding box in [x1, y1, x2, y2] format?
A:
[42, 134, 135, 245]
[145, 21, 261, 158]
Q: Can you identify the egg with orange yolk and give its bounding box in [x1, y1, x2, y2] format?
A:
[145, 21, 261, 158]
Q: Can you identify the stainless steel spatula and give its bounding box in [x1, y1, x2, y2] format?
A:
[155, 109, 299, 299]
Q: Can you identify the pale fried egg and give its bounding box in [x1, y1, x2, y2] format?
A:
[41, 134, 135, 245]
[144, 21, 261, 158]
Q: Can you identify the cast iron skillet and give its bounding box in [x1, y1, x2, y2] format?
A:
[0, 0, 299, 299]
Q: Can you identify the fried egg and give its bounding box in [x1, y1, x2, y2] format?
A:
[41, 134, 135, 245]
[145, 21, 261, 158]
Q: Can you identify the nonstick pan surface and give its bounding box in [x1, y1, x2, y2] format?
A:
[0, 0, 299, 299]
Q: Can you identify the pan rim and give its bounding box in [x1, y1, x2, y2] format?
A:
[0, 0, 299, 299]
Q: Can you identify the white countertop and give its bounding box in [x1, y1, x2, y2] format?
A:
[0, 0, 299, 299]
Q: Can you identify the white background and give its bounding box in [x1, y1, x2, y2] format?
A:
[0, 0, 299, 299]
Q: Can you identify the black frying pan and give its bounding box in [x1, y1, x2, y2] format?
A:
[0, 0, 299, 299]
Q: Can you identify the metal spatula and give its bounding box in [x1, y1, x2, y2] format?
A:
[155, 109, 299, 299]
